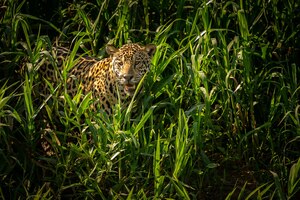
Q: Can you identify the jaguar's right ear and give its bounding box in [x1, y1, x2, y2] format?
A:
[145, 44, 156, 57]
[106, 45, 119, 55]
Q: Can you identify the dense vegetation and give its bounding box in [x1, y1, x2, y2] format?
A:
[1, 0, 300, 199]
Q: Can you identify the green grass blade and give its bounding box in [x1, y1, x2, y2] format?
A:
[270, 171, 286, 200]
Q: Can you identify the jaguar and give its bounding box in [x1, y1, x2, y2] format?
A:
[39, 43, 156, 114]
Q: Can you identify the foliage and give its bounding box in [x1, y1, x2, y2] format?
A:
[0, 0, 299, 199]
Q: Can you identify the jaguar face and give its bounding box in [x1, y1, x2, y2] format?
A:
[106, 43, 156, 96]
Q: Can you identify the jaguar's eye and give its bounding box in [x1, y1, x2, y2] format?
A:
[134, 61, 142, 68]
[117, 61, 123, 66]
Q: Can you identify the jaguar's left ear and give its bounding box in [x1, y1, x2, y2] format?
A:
[144, 44, 156, 57]
[106, 45, 119, 55]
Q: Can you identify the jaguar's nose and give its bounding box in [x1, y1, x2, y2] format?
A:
[123, 74, 134, 81]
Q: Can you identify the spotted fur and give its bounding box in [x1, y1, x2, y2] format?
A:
[39, 43, 156, 114]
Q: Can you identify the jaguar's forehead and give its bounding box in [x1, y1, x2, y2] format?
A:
[118, 43, 143, 52]
[106, 43, 156, 62]
[114, 44, 146, 59]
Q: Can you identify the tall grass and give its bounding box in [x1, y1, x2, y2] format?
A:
[0, 0, 299, 199]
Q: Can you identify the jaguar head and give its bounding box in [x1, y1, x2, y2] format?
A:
[106, 43, 156, 96]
